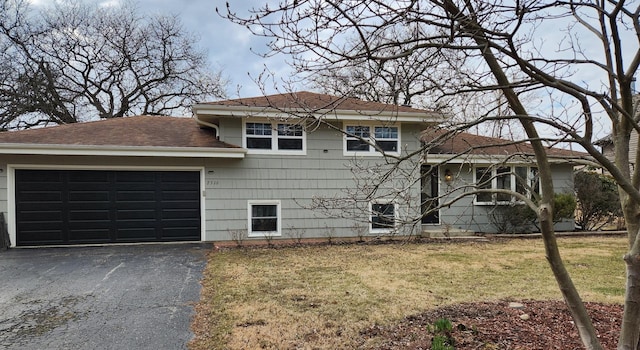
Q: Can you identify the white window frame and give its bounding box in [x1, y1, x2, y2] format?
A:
[343, 122, 401, 156]
[369, 199, 398, 234]
[242, 119, 306, 155]
[247, 200, 282, 237]
[473, 165, 539, 205]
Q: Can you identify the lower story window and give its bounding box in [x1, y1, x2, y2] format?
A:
[370, 201, 397, 233]
[474, 165, 539, 205]
[248, 200, 281, 237]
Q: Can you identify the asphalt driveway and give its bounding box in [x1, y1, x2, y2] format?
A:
[0, 243, 210, 350]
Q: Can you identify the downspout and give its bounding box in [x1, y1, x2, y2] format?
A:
[194, 114, 220, 140]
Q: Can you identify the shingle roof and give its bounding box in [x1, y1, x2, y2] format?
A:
[0, 116, 240, 148]
[422, 128, 585, 158]
[204, 91, 438, 114]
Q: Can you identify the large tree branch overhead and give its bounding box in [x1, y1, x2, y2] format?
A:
[0, 0, 226, 129]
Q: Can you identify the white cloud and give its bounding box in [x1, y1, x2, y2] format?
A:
[98, 0, 121, 8]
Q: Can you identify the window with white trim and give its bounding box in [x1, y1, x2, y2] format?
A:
[374, 126, 399, 152]
[474, 166, 539, 205]
[370, 200, 398, 233]
[247, 200, 281, 237]
[344, 123, 400, 155]
[244, 120, 305, 154]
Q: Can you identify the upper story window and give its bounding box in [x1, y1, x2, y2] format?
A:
[474, 165, 539, 205]
[243, 120, 306, 155]
[344, 123, 400, 156]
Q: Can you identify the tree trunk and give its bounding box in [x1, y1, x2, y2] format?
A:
[618, 206, 640, 350]
[456, 5, 605, 344]
[618, 226, 640, 350]
[538, 204, 604, 350]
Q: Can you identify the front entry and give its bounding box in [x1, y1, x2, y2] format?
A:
[421, 165, 440, 224]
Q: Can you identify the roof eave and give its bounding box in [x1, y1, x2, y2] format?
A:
[0, 144, 247, 158]
[192, 103, 446, 123]
[424, 153, 588, 164]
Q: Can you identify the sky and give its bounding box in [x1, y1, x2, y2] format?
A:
[134, 0, 294, 98]
[27, 0, 293, 98]
[24, 0, 638, 139]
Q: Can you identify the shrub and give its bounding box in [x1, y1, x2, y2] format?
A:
[575, 170, 623, 230]
[488, 193, 577, 233]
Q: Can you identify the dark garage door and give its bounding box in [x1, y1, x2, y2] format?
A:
[15, 170, 201, 246]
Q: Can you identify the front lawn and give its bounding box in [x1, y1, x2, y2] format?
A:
[189, 237, 626, 350]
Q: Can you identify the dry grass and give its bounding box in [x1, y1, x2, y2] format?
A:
[189, 236, 627, 350]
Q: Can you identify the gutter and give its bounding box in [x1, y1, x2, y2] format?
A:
[423, 153, 593, 165]
[192, 103, 447, 123]
[0, 143, 247, 158]
[194, 114, 221, 139]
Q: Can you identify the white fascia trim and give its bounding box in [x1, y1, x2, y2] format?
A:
[6, 164, 207, 248]
[0, 143, 246, 158]
[193, 104, 445, 123]
[423, 154, 576, 164]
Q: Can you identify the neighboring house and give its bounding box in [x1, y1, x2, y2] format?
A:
[0, 91, 582, 247]
[595, 131, 638, 170]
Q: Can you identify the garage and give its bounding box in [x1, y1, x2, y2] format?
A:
[15, 169, 201, 246]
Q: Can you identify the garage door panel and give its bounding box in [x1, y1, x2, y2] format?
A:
[116, 209, 157, 220]
[116, 191, 156, 201]
[19, 230, 66, 245]
[16, 170, 201, 246]
[67, 201, 111, 210]
[116, 228, 157, 240]
[68, 191, 110, 202]
[18, 170, 64, 182]
[162, 183, 199, 189]
[18, 191, 63, 203]
[18, 221, 64, 231]
[160, 202, 200, 211]
[162, 209, 199, 219]
[68, 209, 111, 221]
[162, 222, 200, 231]
[18, 210, 63, 222]
[68, 170, 109, 180]
[162, 228, 200, 240]
[68, 229, 111, 242]
[115, 171, 155, 182]
[160, 171, 199, 180]
[161, 191, 200, 201]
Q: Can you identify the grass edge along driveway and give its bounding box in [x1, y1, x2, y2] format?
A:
[189, 237, 626, 350]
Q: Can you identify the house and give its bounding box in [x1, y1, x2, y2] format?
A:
[0, 91, 582, 246]
[595, 132, 638, 171]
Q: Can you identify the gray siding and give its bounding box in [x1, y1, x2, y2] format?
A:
[204, 119, 425, 241]
[432, 163, 575, 233]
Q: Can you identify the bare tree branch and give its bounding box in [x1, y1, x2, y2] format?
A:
[0, 0, 226, 129]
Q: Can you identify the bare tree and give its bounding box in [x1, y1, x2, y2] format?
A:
[0, 0, 226, 129]
[308, 28, 527, 139]
[222, 1, 640, 349]
[308, 28, 453, 109]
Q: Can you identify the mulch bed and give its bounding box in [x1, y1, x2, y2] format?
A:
[359, 300, 623, 349]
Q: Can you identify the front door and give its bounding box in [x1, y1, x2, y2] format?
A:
[421, 165, 440, 224]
